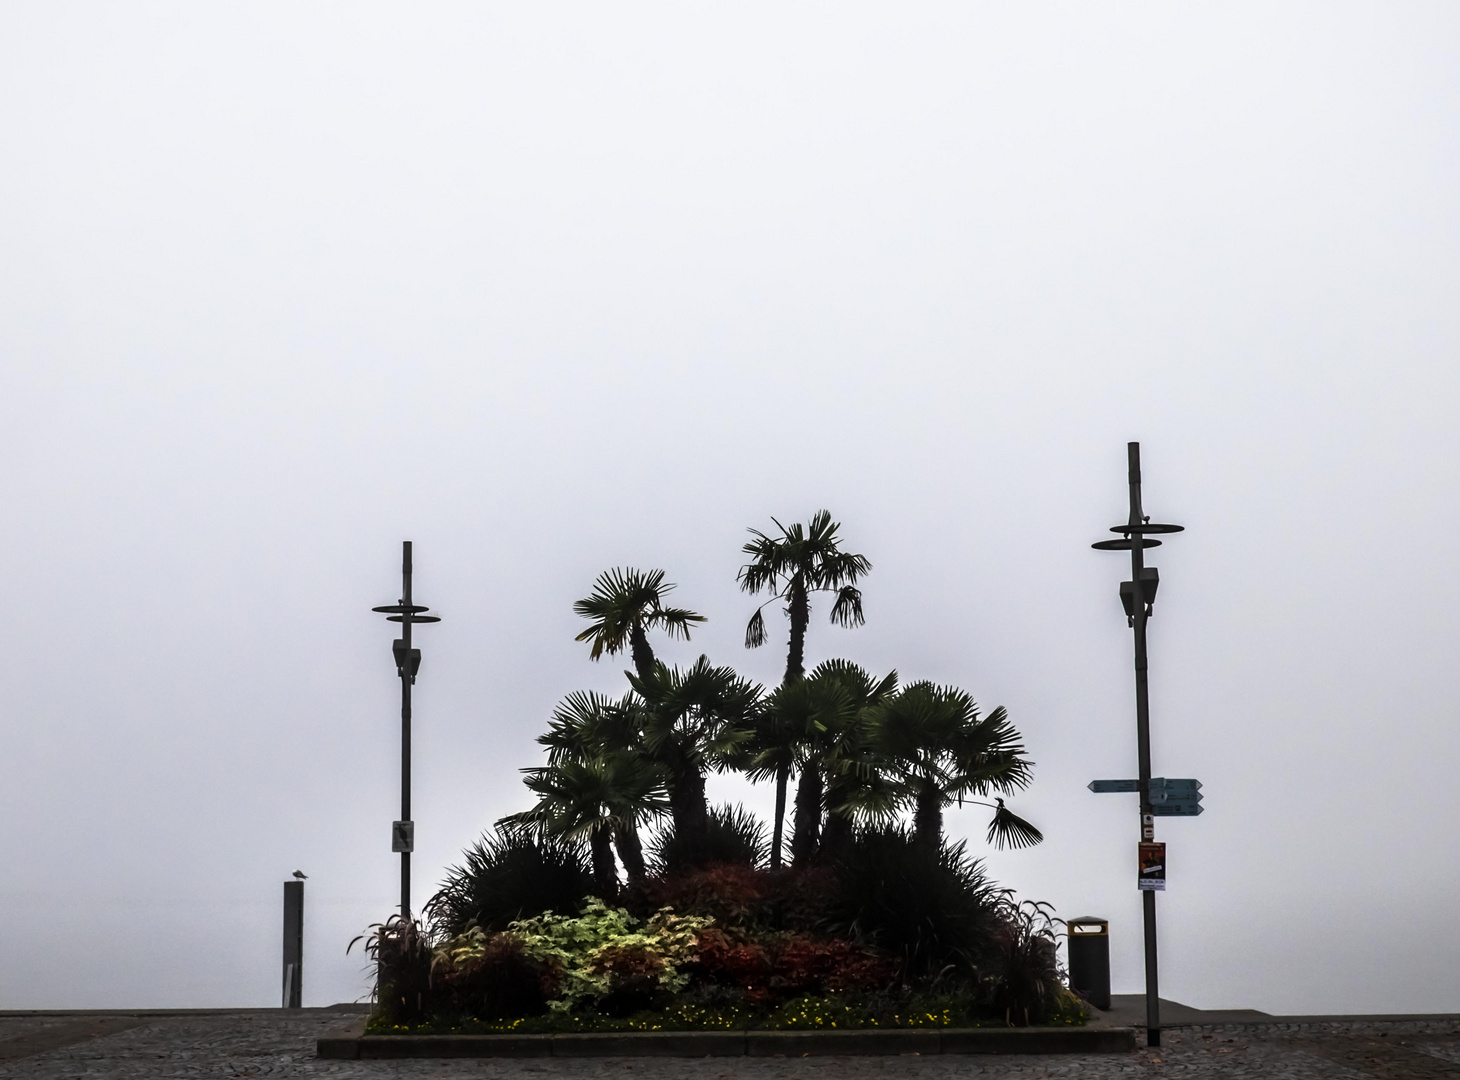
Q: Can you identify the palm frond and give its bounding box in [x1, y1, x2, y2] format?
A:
[986, 798, 1043, 850]
[649, 606, 707, 640]
[573, 567, 694, 660]
[744, 607, 767, 649]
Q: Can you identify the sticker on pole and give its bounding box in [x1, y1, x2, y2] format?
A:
[1138, 841, 1165, 890]
[392, 820, 415, 853]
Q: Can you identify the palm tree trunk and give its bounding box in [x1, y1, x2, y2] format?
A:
[667, 756, 709, 867]
[614, 822, 647, 887]
[769, 763, 789, 870]
[913, 786, 943, 856]
[783, 576, 808, 684]
[590, 824, 619, 895]
[629, 623, 657, 683]
[782, 577, 813, 864]
[820, 808, 854, 862]
[790, 763, 822, 866]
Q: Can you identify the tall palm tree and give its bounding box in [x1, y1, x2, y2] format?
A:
[867, 682, 1042, 856]
[574, 568, 706, 682]
[739, 511, 871, 685]
[738, 512, 870, 856]
[630, 656, 761, 867]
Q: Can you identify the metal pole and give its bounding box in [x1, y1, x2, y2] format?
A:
[1127, 442, 1161, 1047]
[400, 540, 413, 922]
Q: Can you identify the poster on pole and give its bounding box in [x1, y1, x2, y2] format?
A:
[1138, 842, 1166, 890]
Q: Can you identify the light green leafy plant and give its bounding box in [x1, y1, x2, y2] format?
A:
[430, 925, 489, 977]
[507, 898, 713, 1012]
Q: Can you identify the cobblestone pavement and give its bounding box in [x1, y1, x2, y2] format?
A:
[0, 1013, 1458, 1079]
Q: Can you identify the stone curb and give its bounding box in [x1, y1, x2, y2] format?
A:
[318, 1025, 1136, 1059]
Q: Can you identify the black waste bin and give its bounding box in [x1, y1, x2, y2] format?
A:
[1066, 916, 1110, 1010]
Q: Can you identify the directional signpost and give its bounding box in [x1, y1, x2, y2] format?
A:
[1091, 778, 1204, 813]
[1089, 443, 1205, 1049]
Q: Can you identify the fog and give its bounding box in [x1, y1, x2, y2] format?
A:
[1, 2, 1457, 1014]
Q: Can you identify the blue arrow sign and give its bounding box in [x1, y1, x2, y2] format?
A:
[1090, 778, 1203, 794]
[1088, 779, 1142, 792]
[1150, 803, 1204, 816]
[1148, 778, 1202, 792]
[1148, 790, 1202, 804]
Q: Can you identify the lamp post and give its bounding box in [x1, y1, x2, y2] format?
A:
[372, 541, 440, 921]
[1091, 443, 1183, 1048]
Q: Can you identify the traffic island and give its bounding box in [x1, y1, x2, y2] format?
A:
[317, 1021, 1136, 1059]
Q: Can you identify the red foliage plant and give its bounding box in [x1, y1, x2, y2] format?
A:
[642, 863, 838, 931]
[430, 933, 559, 1021]
[692, 928, 896, 1006]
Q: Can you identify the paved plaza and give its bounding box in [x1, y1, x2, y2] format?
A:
[0, 1010, 1458, 1080]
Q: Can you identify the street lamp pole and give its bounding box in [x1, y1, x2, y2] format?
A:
[1092, 442, 1184, 1049]
[1126, 446, 1161, 1047]
[373, 541, 440, 922]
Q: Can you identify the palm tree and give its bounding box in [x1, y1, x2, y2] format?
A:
[499, 751, 668, 894]
[751, 674, 853, 867]
[738, 512, 870, 856]
[744, 660, 897, 867]
[630, 656, 761, 867]
[574, 568, 706, 682]
[739, 695, 801, 869]
[528, 690, 668, 887]
[808, 660, 900, 861]
[867, 682, 1042, 856]
[739, 511, 871, 684]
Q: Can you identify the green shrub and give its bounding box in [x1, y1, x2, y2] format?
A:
[649, 802, 768, 873]
[823, 827, 1001, 983]
[425, 829, 595, 936]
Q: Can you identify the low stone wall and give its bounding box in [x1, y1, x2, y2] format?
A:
[318, 1024, 1137, 1059]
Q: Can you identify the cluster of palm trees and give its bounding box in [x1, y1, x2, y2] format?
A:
[500, 511, 1042, 895]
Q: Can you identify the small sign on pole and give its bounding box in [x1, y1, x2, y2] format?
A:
[392, 820, 415, 853]
[1138, 842, 1166, 890]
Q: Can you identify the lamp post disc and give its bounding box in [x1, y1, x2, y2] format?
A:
[1108, 523, 1185, 535]
[1091, 538, 1162, 550]
[373, 604, 430, 613]
[387, 614, 441, 623]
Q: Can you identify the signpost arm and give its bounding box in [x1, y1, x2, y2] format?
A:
[1128, 442, 1161, 1047]
[400, 540, 413, 923]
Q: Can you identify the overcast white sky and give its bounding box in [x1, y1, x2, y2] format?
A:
[1, 2, 1457, 1015]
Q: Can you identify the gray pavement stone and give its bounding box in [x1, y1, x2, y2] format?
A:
[0, 1012, 1458, 1079]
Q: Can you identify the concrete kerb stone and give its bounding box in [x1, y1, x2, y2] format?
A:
[744, 1029, 942, 1056]
[940, 1028, 1136, 1055]
[553, 1032, 748, 1057]
[353, 1033, 554, 1059]
[324, 1024, 1138, 1059]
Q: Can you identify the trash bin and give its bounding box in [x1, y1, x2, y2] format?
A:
[1066, 916, 1110, 1010]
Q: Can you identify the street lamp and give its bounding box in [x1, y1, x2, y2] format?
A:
[1091, 443, 1184, 1048]
[372, 540, 440, 922]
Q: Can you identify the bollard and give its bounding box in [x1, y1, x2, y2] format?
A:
[1066, 916, 1110, 1010]
[282, 880, 303, 1008]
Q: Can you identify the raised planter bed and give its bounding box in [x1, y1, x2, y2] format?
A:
[318, 1022, 1135, 1059]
